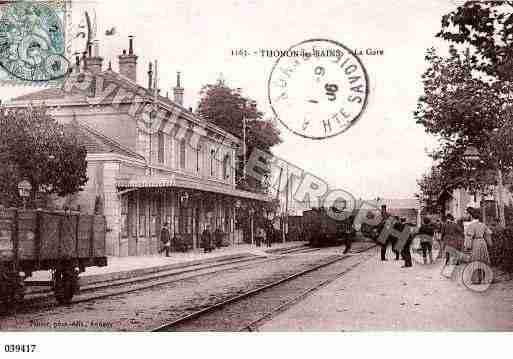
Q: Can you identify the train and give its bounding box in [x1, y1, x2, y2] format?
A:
[302, 207, 356, 247]
[0, 208, 107, 311]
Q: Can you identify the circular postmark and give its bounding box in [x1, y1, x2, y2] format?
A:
[0, 1, 70, 82]
[268, 39, 369, 140]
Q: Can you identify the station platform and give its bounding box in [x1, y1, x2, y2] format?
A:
[27, 241, 308, 289]
[259, 250, 513, 331]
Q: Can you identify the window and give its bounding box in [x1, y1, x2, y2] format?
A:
[121, 195, 128, 237]
[168, 137, 174, 167]
[210, 149, 216, 177]
[179, 139, 186, 169]
[196, 146, 201, 173]
[157, 131, 164, 163]
[150, 196, 159, 236]
[173, 215, 179, 236]
[139, 197, 147, 237]
[137, 130, 148, 158]
[130, 194, 137, 237]
[178, 206, 192, 234]
[223, 154, 230, 180]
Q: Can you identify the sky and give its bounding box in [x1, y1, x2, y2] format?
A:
[0, 0, 459, 200]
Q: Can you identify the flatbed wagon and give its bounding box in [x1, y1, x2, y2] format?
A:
[0, 208, 107, 310]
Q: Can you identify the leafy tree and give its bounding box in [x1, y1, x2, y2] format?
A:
[197, 79, 282, 191]
[414, 47, 513, 195]
[416, 166, 444, 215]
[0, 106, 88, 208]
[436, 2, 513, 226]
[437, 1, 513, 81]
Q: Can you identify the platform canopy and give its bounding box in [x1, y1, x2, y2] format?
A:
[116, 174, 271, 202]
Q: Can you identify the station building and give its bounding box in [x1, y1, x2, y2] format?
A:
[6, 37, 270, 256]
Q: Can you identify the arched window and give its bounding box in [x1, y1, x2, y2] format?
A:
[223, 154, 230, 180]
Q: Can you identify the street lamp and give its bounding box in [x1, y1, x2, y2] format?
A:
[180, 191, 189, 205]
[17, 180, 32, 210]
[248, 206, 255, 246]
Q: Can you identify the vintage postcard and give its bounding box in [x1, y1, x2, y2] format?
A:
[0, 0, 511, 357]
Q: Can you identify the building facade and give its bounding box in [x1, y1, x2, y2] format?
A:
[7, 38, 269, 256]
[443, 187, 513, 223]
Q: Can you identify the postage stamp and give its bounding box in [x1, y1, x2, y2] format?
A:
[268, 38, 369, 140]
[0, 0, 71, 86]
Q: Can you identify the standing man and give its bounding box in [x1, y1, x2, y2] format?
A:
[401, 222, 415, 268]
[418, 217, 435, 264]
[380, 216, 401, 261]
[201, 225, 213, 253]
[255, 224, 264, 247]
[159, 222, 171, 257]
[342, 216, 355, 254]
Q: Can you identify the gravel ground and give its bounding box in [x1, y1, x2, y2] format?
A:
[0, 246, 364, 332]
[260, 248, 513, 331]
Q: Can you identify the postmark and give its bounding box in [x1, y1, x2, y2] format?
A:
[268, 38, 369, 140]
[0, 0, 71, 84]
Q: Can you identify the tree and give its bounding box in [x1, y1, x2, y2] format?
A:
[196, 79, 282, 191]
[0, 106, 88, 208]
[414, 47, 513, 197]
[431, 2, 513, 226]
[437, 1, 513, 81]
[416, 166, 444, 215]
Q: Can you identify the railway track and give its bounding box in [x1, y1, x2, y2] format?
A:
[153, 244, 375, 331]
[4, 245, 321, 316]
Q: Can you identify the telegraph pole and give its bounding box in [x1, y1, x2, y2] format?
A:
[242, 116, 246, 181]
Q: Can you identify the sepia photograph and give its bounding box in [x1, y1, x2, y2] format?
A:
[0, 0, 511, 357]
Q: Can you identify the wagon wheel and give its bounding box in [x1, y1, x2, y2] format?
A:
[0, 271, 24, 314]
[53, 268, 79, 305]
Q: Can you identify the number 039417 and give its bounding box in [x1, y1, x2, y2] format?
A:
[4, 344, 37, 353]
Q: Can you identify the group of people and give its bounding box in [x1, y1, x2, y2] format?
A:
[255, 225, 273, 248]
[378, 207, 493, 284]
[158, 222, 228, 256]
[200, 225, 228, 253]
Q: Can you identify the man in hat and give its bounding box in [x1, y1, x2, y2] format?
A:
[159, 222, 171, 257]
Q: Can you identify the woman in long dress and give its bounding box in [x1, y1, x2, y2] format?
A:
[464, 208, 492, 284]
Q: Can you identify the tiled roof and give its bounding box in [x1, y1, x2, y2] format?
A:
[8, 69, 240, 142]
[64, 120, 145, 160]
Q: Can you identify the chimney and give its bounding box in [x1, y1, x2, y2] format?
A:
[87, 39, 104, 73]
[147, 62, 153, 90]
[173, 71, 184, 106]
[118, 36, 138, 82]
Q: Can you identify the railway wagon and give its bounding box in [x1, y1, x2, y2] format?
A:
[303, 208, 355, 247]
[287, 215, 305, 242]
[0, 208, 107, 309]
